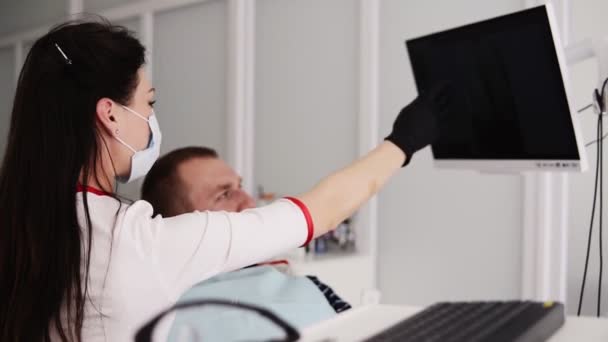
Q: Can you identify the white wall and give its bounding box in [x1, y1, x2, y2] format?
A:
[377, 0, 524, 306]
[153, 1, 227, 158]
[114, 18, 141, 35]
[0, 47, 15, 163]
[84, 0, 144, 13]
[254, 0, 358, 196]
[566, 0, 608, 316]
[0, 0, 65, 36]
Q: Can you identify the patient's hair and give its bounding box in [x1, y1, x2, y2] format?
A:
[141, 146, 218, 217]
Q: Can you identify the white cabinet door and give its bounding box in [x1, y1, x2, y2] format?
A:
[254, 0, 359, 197]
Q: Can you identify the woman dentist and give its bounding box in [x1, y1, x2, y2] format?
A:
[0, 19, 451, 342]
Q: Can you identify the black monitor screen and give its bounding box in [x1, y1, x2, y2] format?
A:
[406, 6, 580, 160]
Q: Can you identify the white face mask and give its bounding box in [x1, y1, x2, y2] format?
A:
[114, 105, 162, 184]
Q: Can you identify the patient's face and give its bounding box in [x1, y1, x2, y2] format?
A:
[178, 157, 256, 212]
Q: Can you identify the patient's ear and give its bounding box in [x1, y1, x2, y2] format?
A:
[96, 97, 119, 136]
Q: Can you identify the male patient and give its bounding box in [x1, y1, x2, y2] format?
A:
[141, 146, 350, 339]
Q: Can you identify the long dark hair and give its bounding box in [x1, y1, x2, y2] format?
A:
[0, 18, 145, 341]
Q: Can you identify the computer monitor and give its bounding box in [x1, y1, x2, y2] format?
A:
[406, 4, 588, 172]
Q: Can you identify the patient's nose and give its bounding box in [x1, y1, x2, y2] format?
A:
[236, 190, 256, 212]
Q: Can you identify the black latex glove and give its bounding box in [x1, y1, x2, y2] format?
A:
[385, 83, 452, 167]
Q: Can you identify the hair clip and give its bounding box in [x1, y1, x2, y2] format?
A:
[54, 43, 72, 65]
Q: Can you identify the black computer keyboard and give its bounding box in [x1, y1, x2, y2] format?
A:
[364, 301, 565, 342]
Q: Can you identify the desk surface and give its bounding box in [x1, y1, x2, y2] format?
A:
[300, 304, 608, 341]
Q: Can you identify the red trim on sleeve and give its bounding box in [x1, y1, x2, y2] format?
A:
[258, 260, 290, 267]
[284, 196, 314, 247]
[76, 184, 111, 197]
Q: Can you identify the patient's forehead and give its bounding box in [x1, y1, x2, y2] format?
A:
[177, 157, 239, 191]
